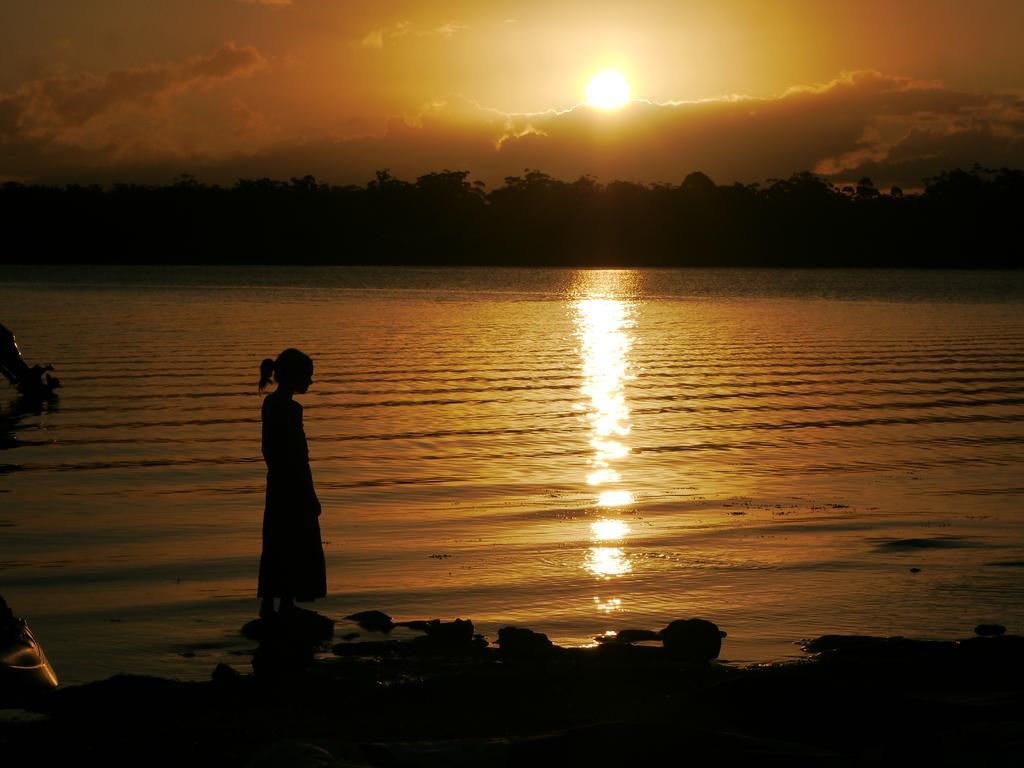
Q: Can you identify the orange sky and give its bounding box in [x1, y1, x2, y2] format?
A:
[2, 0, 1023, 187]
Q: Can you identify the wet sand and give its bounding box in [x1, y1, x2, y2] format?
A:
[2, 614, 1022, 766]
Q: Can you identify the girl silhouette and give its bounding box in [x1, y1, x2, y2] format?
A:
[257, 348, 326, 619]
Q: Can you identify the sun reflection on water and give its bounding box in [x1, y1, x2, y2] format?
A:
[573, 275, 636, 512]
[591, 518, 630, 541]
[593, 597, 623, 613]
[597, 490, 634, 508]
[572, 271, 638, 589]
[587, 518, 632, 577]
[586, 547, 633, 578]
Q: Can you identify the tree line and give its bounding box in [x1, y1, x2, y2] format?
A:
[2, 165, 1021, 267]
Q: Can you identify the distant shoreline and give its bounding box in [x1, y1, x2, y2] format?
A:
[3, 166, 1021, 268]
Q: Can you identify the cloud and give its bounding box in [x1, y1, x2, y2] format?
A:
[359, 29, 385, 50]
[434, 23, 468, 38]
[359, 20, 466, 49]
[0, 43, 269, 182]
[834, 125, 1024, 183]
[360, 22, 410, 49]
[350, 71, 1021, 188]
[3, 42, 266, 135]
[2, 67, 1022, 189]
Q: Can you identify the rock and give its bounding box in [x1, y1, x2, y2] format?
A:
[659, 619, 724, 661]
[410, 619, 483, 655]
[425, 618, 474, 643]
[609, 629, 661, 644]
[244, 611, 335, 679]
[241, 618, 264, 641]
[497, 626, 554, 656]
[243, 610, 335, 644]
[803, 635, 958, 664]
[292, 608, 335, 639]
[393, 619, 433, 632]
[910, 567, 921, 573]
[974, 624, 1006, 637]
[958, 634, 1024, 662]
[344, 610, 394, 633]
[211, 663, 241, 684]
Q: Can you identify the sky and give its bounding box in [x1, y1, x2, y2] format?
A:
[1, 0, 1023, 188]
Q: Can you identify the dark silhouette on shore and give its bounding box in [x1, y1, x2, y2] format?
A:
[0, 595, 59, 708]
[0, 325, 60, 399]
[1, 164, 1021, 267]
[257, 349, 326, 621]
[5, 612, 1023, 764]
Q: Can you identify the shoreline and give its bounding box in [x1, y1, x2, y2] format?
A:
[3, 614, 1023, 765]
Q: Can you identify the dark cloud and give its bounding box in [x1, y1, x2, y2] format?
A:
[179, 43, 267, 82]
[2, 67, 1022, 188]
[0, 43, 267, 182]
[842, 125, 1024, 183]
[1, 43, 266, 137]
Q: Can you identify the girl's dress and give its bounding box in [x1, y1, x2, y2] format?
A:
[257, 390, 327, 601]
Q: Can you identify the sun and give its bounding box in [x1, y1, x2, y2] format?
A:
[586, 70, 631, 109]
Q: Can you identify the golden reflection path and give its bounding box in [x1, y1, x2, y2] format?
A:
[571, 271, 637, 601]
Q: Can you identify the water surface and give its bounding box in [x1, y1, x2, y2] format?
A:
[1, 266, 1023, 683]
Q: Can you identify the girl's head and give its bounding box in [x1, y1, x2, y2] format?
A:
[259, 348, 314, 394]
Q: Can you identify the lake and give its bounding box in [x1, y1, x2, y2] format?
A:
[1, 266, 1023, 684]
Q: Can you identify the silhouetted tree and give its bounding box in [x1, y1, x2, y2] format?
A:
[0, 165, 1020, 267]
[856, 177, 880, 199]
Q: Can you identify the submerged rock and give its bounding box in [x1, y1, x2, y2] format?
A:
[660, 619, 724, 662]
[411, 618, 484, 655]
[331, 616, 490, 657]
[424, 618, 474, 643]
[344, 610, 394, 633]
[975, 624, 1007, 637]
[497, 626, 554, 657]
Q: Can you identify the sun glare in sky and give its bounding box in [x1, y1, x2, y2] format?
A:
[586, 70, 631, 109]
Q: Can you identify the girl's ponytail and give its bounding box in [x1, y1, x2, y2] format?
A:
[258, 358, 275, 391]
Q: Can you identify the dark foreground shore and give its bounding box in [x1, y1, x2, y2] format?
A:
[2, 613, 1023, 767]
